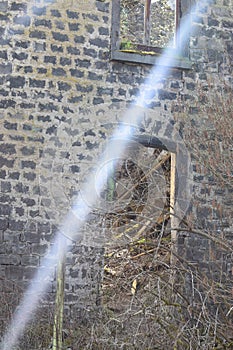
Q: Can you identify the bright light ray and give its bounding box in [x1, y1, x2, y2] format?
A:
[1, 233, 67, 350]
[1, 1, 212, 349]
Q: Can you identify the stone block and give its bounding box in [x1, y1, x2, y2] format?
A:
[32, 6, 46, 16]
[0, 63, 12, 74]
[89, 38, 109, 48]
[0, 156, 14, 168]
[50, 9, 61, 17]
[84, 47, 97, 58]
[58, 81, 71, 91]
[52, 67, 66, 76]
[0, 1, 8, 12]
[52, 32, 69, 42]
[13, 15, 31, 26]
[21, 255, 40, 266]
[51, 44, 63, 52]
[66, 10, 79, 19]
[0, 204, 11, 215]
[8, 219, 26, 232]
[0, 254, 21, 265]
[70, 69, 84, 78]
[68, 22, 80, 31]
[34, 19, 52, 28]
[29, 30, 46, 39]
[60, 57, 71, 66]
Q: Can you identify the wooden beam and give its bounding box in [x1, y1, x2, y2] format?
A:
[144, 0, 151, 45]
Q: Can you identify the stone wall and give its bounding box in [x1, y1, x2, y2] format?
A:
[0, 0, 232, 328]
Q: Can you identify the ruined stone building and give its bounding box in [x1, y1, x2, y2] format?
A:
[0, 0, 232, 347]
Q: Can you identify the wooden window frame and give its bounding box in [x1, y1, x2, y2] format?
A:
[131, 134, 190, 259]
[111, 0, 192, 69]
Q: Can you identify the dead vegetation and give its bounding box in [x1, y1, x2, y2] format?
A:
[1, 82, 233, 350]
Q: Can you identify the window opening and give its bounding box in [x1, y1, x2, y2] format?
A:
[111, 0, 191, 67]
[120, 0, 177, 51]
[104, 146, 172, 244]
[102, 140, 176, 316]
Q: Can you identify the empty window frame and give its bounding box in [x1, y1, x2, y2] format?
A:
[121, 0, 177, 49]
[111, 0, 191, 67]
[103, 137, 176, 247]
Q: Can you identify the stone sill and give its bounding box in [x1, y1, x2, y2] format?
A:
[111, 50, 192, 70]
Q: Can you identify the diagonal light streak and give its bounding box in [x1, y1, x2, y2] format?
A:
[1, 1, 212, 348]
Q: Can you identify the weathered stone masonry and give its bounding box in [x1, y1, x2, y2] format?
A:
[0, 0, 232, 324]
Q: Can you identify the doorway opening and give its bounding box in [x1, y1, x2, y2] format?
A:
[102, 137, 176, 314]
